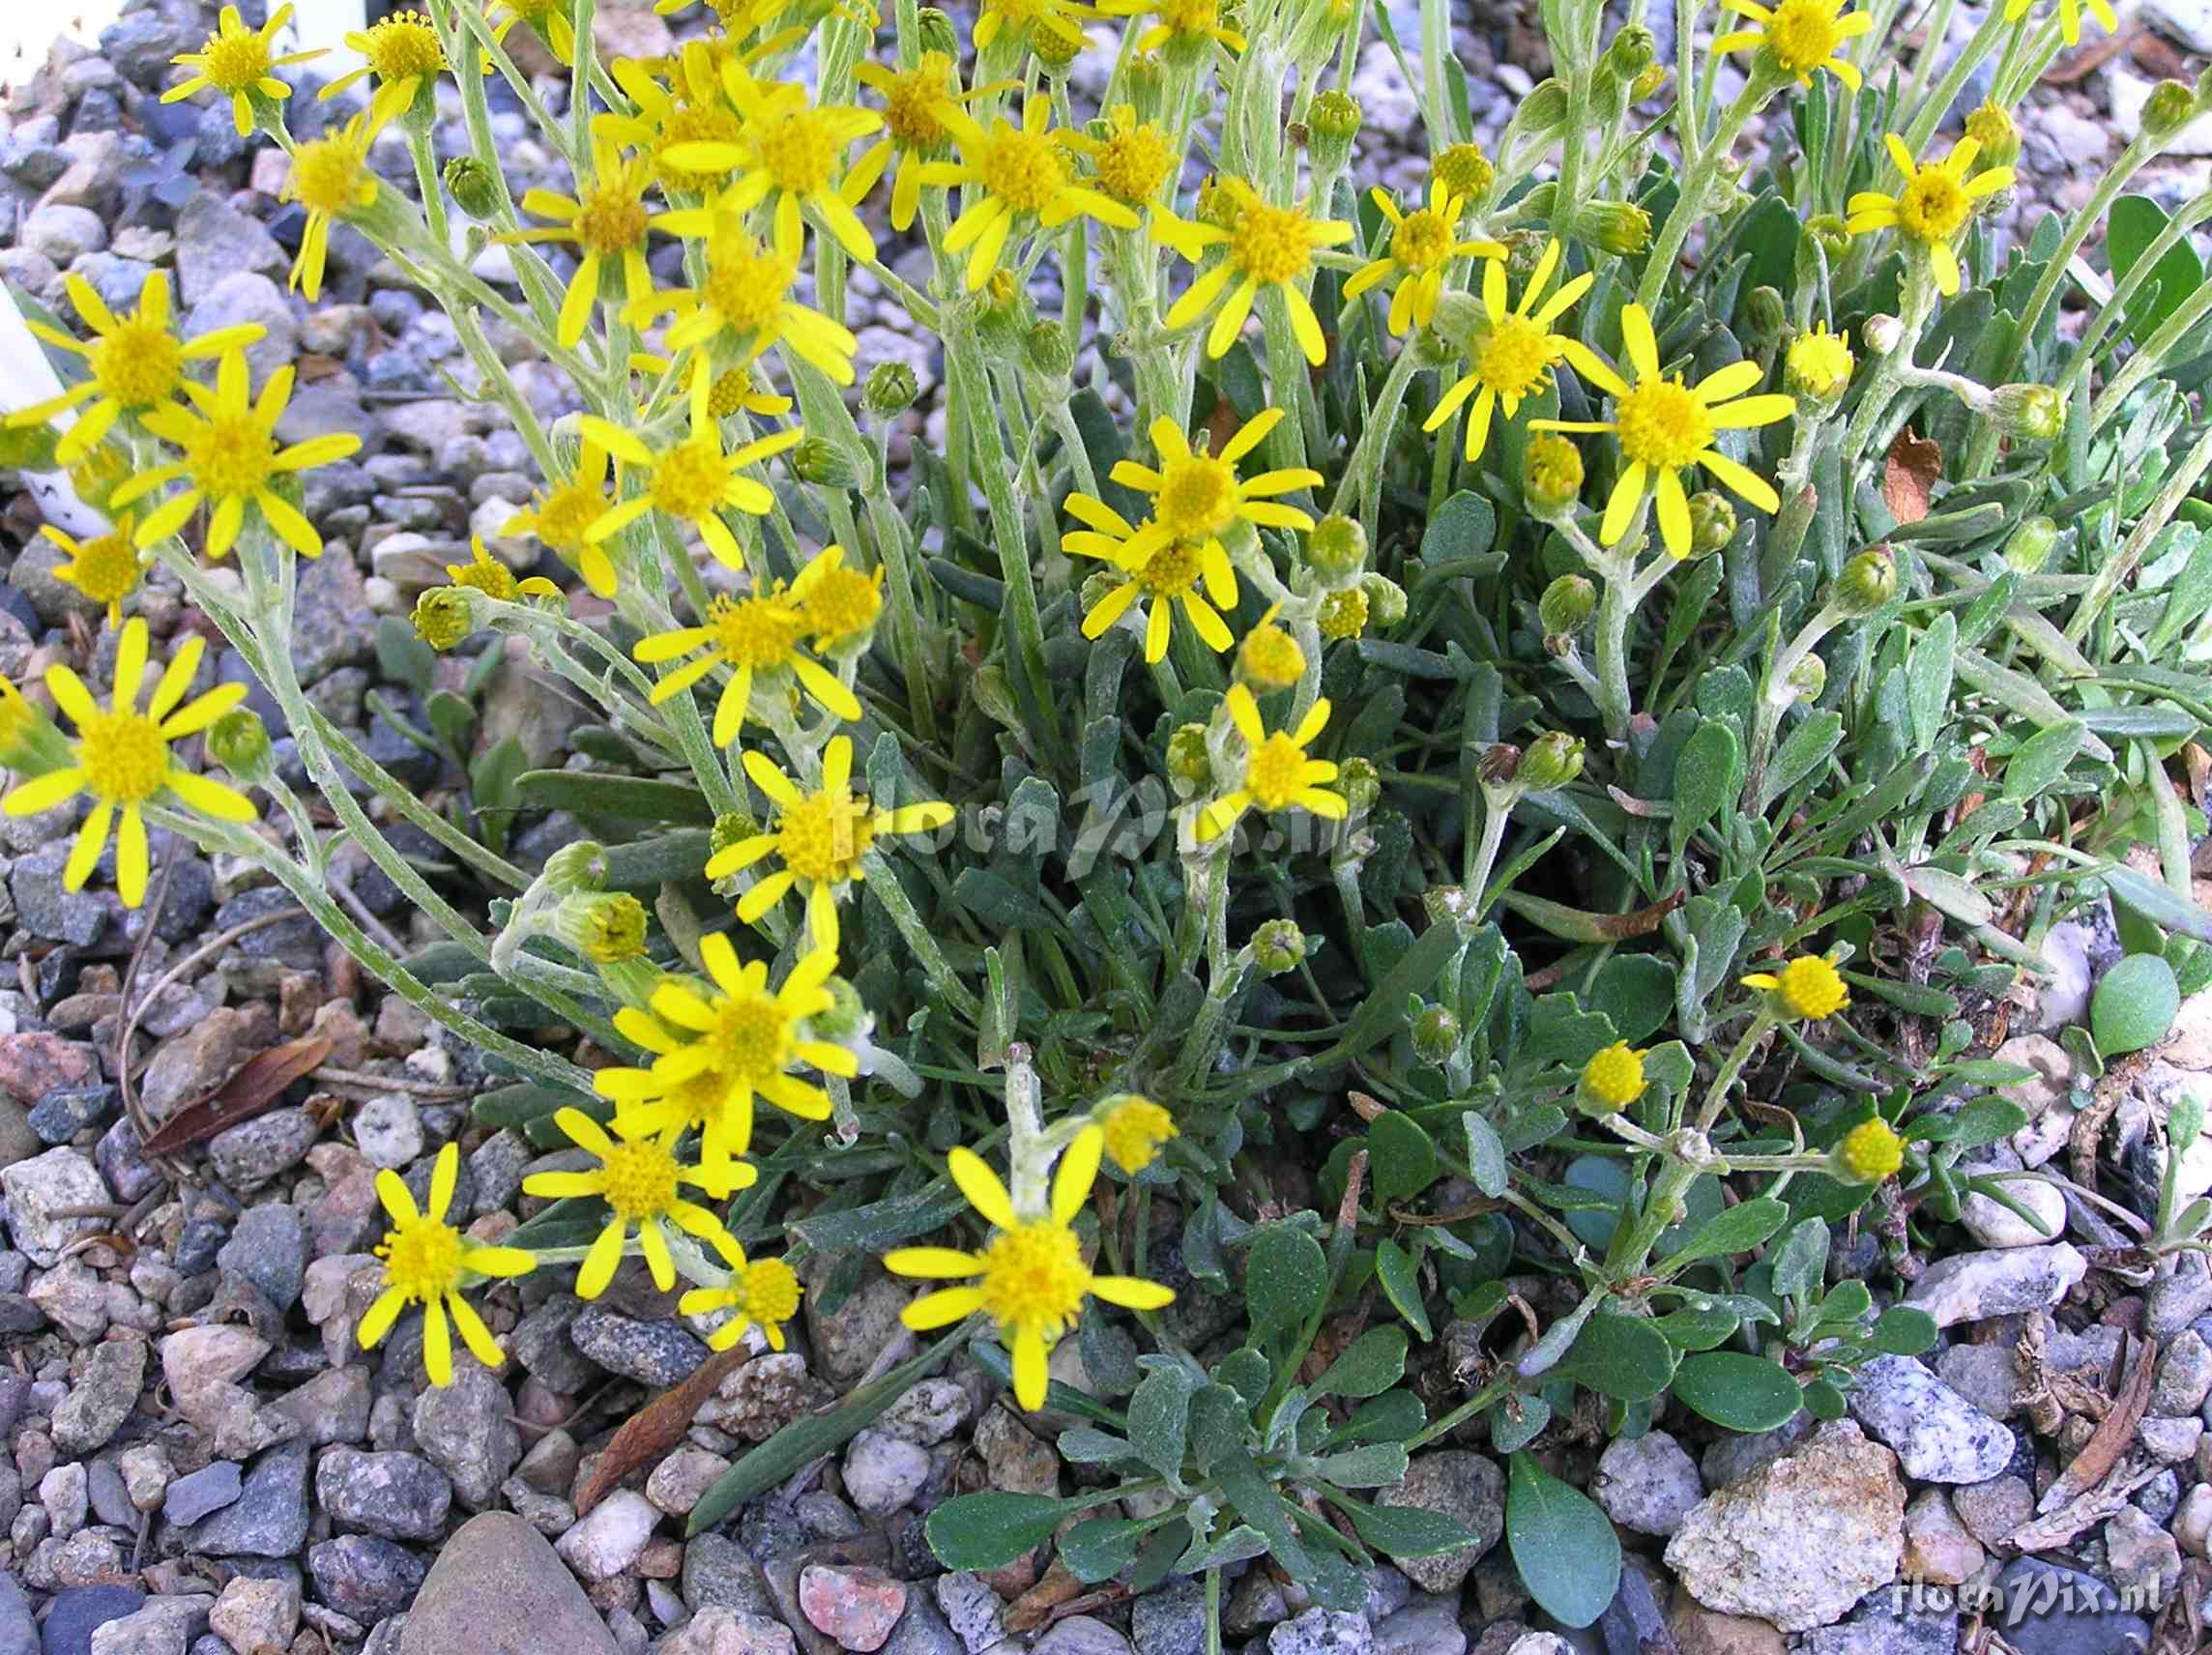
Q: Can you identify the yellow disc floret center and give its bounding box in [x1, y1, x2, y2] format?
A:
[1765, 0, 1844, 72]
[1095, 126, 1175, 203]
[366, 15, 444, 78]
[1102, 1099, 1176, 1173]
[293, 137, 369, 217]
[708, 594, 801, 668]
[1138, 541, 1202, 597]
[709, 992, 794, 1083]
[1583, 1041, 1645, 1106]
[776, 787, 873, 884]
[1156, 455, 1237, 538]
[652, 439, 733, 522]
[533, 481, 603, 551]
[1615, 379, 1713, 471]
[78, 711, 169, 805]
[755, 110, 840, 195]
[703, 242, 795, 332]
[1246, 732, 1309, 810]
[657, 105, 742, 189]
[1230, 199, 1315, 285]
[377, 1215, 464, 1301]
[883, 59, 952, 148]
[90, 320, 183, 410]
[67, 535, 141, 604]
[738, 1259, 801, 1321]
[597, 1139, 680, 1222]
[1391, 209, 1454, 273]
[1899, 171, 1968, 241]
[1474, 314, 1555, 400]
[1838, 1118, 1904, 1181]
[981, 129, 1067, 216]
[202, 27, 274, 92]
[804, 567, 883, 641]
[977, 1220, 1091, 1336]
[574, 182, 648, 256]
[185, 415, 277, 499]
[1778, 955, 1848, 1018]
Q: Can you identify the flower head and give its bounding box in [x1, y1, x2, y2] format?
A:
[1098, 0, 1247, 56]
[499, 139, 657, 348]
[1742, 954, 1850, 1020]
[1834, 1117, 1905, 1184]
[1197, 684, 1346, 843]
[1532, 304, 1793, 558]
[1097, 1097, 1178, 1173]
[3, 619, 256, 908]
[283, 112, 384, 302]
[597, 47, 739, 193]
[43, 518, 145, 624]
[1060, 104, 1178, 208]
[1425, 238, 1603, 462]
[850, 52, 1010, 229]
[1237, 604, 1306, 690]
[319, 8, 448, 127]
[1580, 1041, 1647, 1109]
[917, 102, 1141, 291]
[973, 0, 1097, 56]
[165, 3, 324, 136]
[1064, 499, 1238, 664]
[1846, 135, 2015, 297]
[1786, 321, 1854, 403]
[661, 65, 882, 262]
[1159, 178, 1354, 363]
[791, 542, 885, 652]
[500, 439, 620, 596]
[1344, 180, 1505, 334]
[680, 1233, 803, 1350]
[2003, 0, 2115, 45]
[597, 935, 855, 1185]
[1712, 0, 1869, 88]
[581, 360, 802, 573]
[631, 207, 858, 384]
[7, 273, 267, 466]
[522, 1108, 738, 1297]
[359, 1144, 535, 1385]
[708, 736, 952, 947]
[444, 537, 561, 604]
[1433, 140, 1495, 202]
[1093, 406, 1321, 566]
[111, 351, 362, 559]
[885, 1127, 1175, 1408]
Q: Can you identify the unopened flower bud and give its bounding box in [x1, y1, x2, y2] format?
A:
[1023, 321, 1074, 378]
[556, 891, 648, 963]
[1745, 285, 1787, 343]
[2143, 79, 2197, 142]
[1862, 313, 1905, 356]
[1412, 1004, 1461, 1064]
[1518, 730, 1586, 792]
[794, 436, 860, 488]
[1167, 722, 1212, 792]
[1419, 293, 1481, 364]
[1630, 62, 1667, 101]
[1834, 547, 1898, 617]
[1433, 140, 1494, 203]
[1081, 568, 1126, 616]
[1540, 574, 1595, 637]
[1360, 573, 1406, 628]
[1688, 492, 1736, 556]
[1575, 199, 1650, 256]
[205, 707, 272, 783]
[1518, 78, 1569, 134]
[813, 974, 869, 1040]
[1307, 90, 1360, 168]
[1804, 214, 1849, 261]
[1786, 323, 1854, 404]
[1033, 23, 1081, 73]
[443, 156, 502, 218]
[1604, 23, 1657, 78]
[917, 6, 958, 55]
[2005, 515, 2059, 573]
[1237, 612, 1305, 690]
[1304, 512, 1368, 584]
[1785, 652, 1827, 704]
[1253, 918, 1307, 974]
[542, 840, 606, 894]
[1965, 101, 2021, 167]
[1524, 434, 1585, 512]
[1337, 755, 1381, 814]
[1987, 383, 2064, 442]
[412, 586, 475, 651]
[1319, 586, 1369, 640]
[710, 810, 759, 858]
[862, 360, 919, 418]
[0, 679, 71, 778]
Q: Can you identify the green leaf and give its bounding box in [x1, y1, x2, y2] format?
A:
[2109, 193, 2204, 346]
[513, 770, 715, 823]
[1323, 1390, 1426, 1447]
[1060, 1516, 1147, 1582]
[1057, 1428, 1133, 1466]
[375, 615, 437, 697]
[1672, 720, 1742, 861]
[1310, 1442, 1411, 1487]
[1906, 613, 1957, 756]
[2093, 952, 2180, 1056]
[1123, 1363, 1199, 1484]
[1552, 1310, 1676, 1401]
[1245, 1225, 1328, 1344]
[2107, 864, 2212, 946]
[1769, 1217, 1830, 1303]
[1761, 711, 1844, 812]
[1375, 1238, 1432, 1340]
[1652, 1308, 1741, 1350]
[1423, 490, 1497, 562]
[1952, 1097, 2029, 1149]
[1664, 1196, 1790, 1269]
[1331, 1494, 1486, 1559]
[1190, 1386, 1310, 1574]
[1590, 955, 1677, 1045]
[1369, 1112, 1441, 1205]
[1506, 1452, 1621, 1628]
[1870, 1305, 1937, 1356]
[1464, 1112, 1508, 1198]
[923, 1494, 1073, 1569]
[1314, 1327, 1410, 1400]
[1671, 1352, 1805, 1431]
[2000, 721, 2085, 801]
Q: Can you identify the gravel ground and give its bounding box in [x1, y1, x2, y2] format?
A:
[3, 4, 2212, 1655]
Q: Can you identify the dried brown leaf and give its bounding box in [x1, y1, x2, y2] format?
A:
[573, 1346, 748, 1515]
[2037, 1331, 2154, 1514]
[141, 1033, 334, 1156]
[1882, 429, 1943, 525]
[1004, 1560, 1086, 1636]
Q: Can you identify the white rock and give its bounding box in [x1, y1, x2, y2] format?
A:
[1959, 1175, 2066, 1248]
[353, 1093, 423, 1170]
[2146, 0, 2212, 59]
[841, 1428, 930, 1517]
[160, 1326, 271, 1431]
[1901, 1490, 1984, 1586]
[1903, 1243, 2086, 1327]
[2175, 1483, 2212, 1558]
[1847, 1355, 2015, 1483]
[555, 1489, 658, 1581]
[1591, 1429, 1703, 1536]
[2, 1149, 111, 1266]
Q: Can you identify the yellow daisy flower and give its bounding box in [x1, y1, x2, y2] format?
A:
[1097, 0, 1247, 53]
[1, 619, 255, 908]
[1424, 238, 1604, 461]
[1846, 134, 2015, 298]
[1057, 104, 1179, 210]
[596, 46, 740, 194]
[791, 540, 885, 652]
[1096, 1097, 1178, 1173]
[1580, 1041, 1647, 1108]
[318, 7, 448, 128]
[521, 1108, 738, 1298]
[680, 1234, 802, 1351]
[486, 0, 576, 66]
[2004, 0, 2115, 45]
[849, 52, 1012, 232]
[917, 102, 1142, 291]
[282, 111, 383, 303]
[1080, 406, 1321, 571]
[1532, 304, 1793, 558]
[598, 937, 854, 1179]
[42, 517, 145, 625]
[1063, 497, 1238, 663]
[6, 272, 266, 466]
[1158, 177, 1354, 363]
[708, 362, 796, 421]
[358, 1144, 535, 1386]
[115, 352, 363, 560]
[498, 139, 657, 348]
[629, 206, 859, 384]
[709, 735, 954, 948]
[1196, 684, 1347, 843]
[1834, 1118, 1905, 1183]
[1342, 181, 1506, 334]
[1742, 955, 1851, 1020]
[974, 0, 1097, 56]
[499, 439, 621, 597]
[163, 3, 325, 137]
[579, 359, 802, 572]
[885, 1127, 1175, 1409]
[443, 537, 562, 603]
[661, 65, 881, 262]
[1712, 0, 1870, 88]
